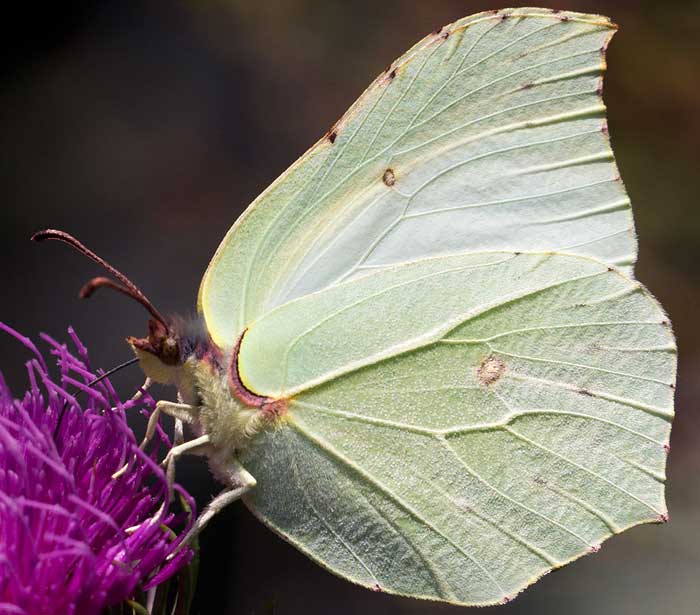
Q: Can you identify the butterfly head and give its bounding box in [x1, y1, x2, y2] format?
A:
[127, 314, 221, 387]
[127, 317, 182, 384]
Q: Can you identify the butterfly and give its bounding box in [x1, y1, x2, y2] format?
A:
[35, 8, 676, 607]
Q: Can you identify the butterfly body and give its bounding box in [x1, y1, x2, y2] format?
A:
[192, 355, 262, 480]
[129, 318, 278, 488]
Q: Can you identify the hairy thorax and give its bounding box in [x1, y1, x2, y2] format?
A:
[192, 356, 265, 455]
[189, 331, 287, 447]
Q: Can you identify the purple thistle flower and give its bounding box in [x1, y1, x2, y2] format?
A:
[0, 323, 196, 615]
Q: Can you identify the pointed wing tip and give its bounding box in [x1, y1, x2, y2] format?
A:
[449, 8, 618, 30]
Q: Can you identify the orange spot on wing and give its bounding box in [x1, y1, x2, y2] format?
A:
[477, 356, 506, 386]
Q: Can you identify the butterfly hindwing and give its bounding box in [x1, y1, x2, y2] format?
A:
[238, 251, 675, 606]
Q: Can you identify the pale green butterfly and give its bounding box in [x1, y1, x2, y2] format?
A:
[37, 7, 676, 607]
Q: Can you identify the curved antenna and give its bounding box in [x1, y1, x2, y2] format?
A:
[32, 229, 169, 328]
[80, 276, 132, 299]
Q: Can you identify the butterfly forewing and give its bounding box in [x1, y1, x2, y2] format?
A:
[200, 8, 633, 347]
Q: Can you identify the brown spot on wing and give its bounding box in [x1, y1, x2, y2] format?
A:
[381, 66, 398, 85]
[382, 168, 396, 186]
[478, 356, 506, 386]
[500, 596, 514, 605]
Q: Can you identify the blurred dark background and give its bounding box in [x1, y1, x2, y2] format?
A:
[1, 1, 698, 613]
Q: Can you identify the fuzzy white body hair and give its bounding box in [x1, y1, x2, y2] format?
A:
[192, 356, 264, 454]
[134, 345, 265, 485]
[190, 356, 266, 485]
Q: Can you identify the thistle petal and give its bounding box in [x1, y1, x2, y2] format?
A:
[0, 324, 196, 615]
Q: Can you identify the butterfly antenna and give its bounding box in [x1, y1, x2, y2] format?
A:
[53, 356, 140, 438]
[80, 276, 139, 300]
[32, 229, 169, 329]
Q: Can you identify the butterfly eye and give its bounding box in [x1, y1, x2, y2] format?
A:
[127, 318, 182, 367]
[161, 337, 180, 364]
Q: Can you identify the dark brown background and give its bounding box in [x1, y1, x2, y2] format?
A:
[1, 1, 699, 613]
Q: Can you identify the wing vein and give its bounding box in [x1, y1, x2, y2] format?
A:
[439, 439, 592, 546]
[444, 319, 662, 343]
[284, 267, 609, 397]
[503, 425, 662, 515]
[292, 399, 443, 437]
[490, 348, 671, 385]
[442, 407, 663, 447]
[290, 417, 507, 597]
[500, 371, 674, 420]
[393, 89, 603, 159]
[355, 484, 458, 600]
[358, 37, 443, 164]
[401, 177, 615, 217]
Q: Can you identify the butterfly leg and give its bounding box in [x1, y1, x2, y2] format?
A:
[172, 416, 185, 446]
[175, 458, 256, 552]
[140, 400, 198, 450]
[171, 394, 190, 449]
[129, 376, 152, 402]
[112, 399, 197, 480]
[162, 434, 212, 495]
